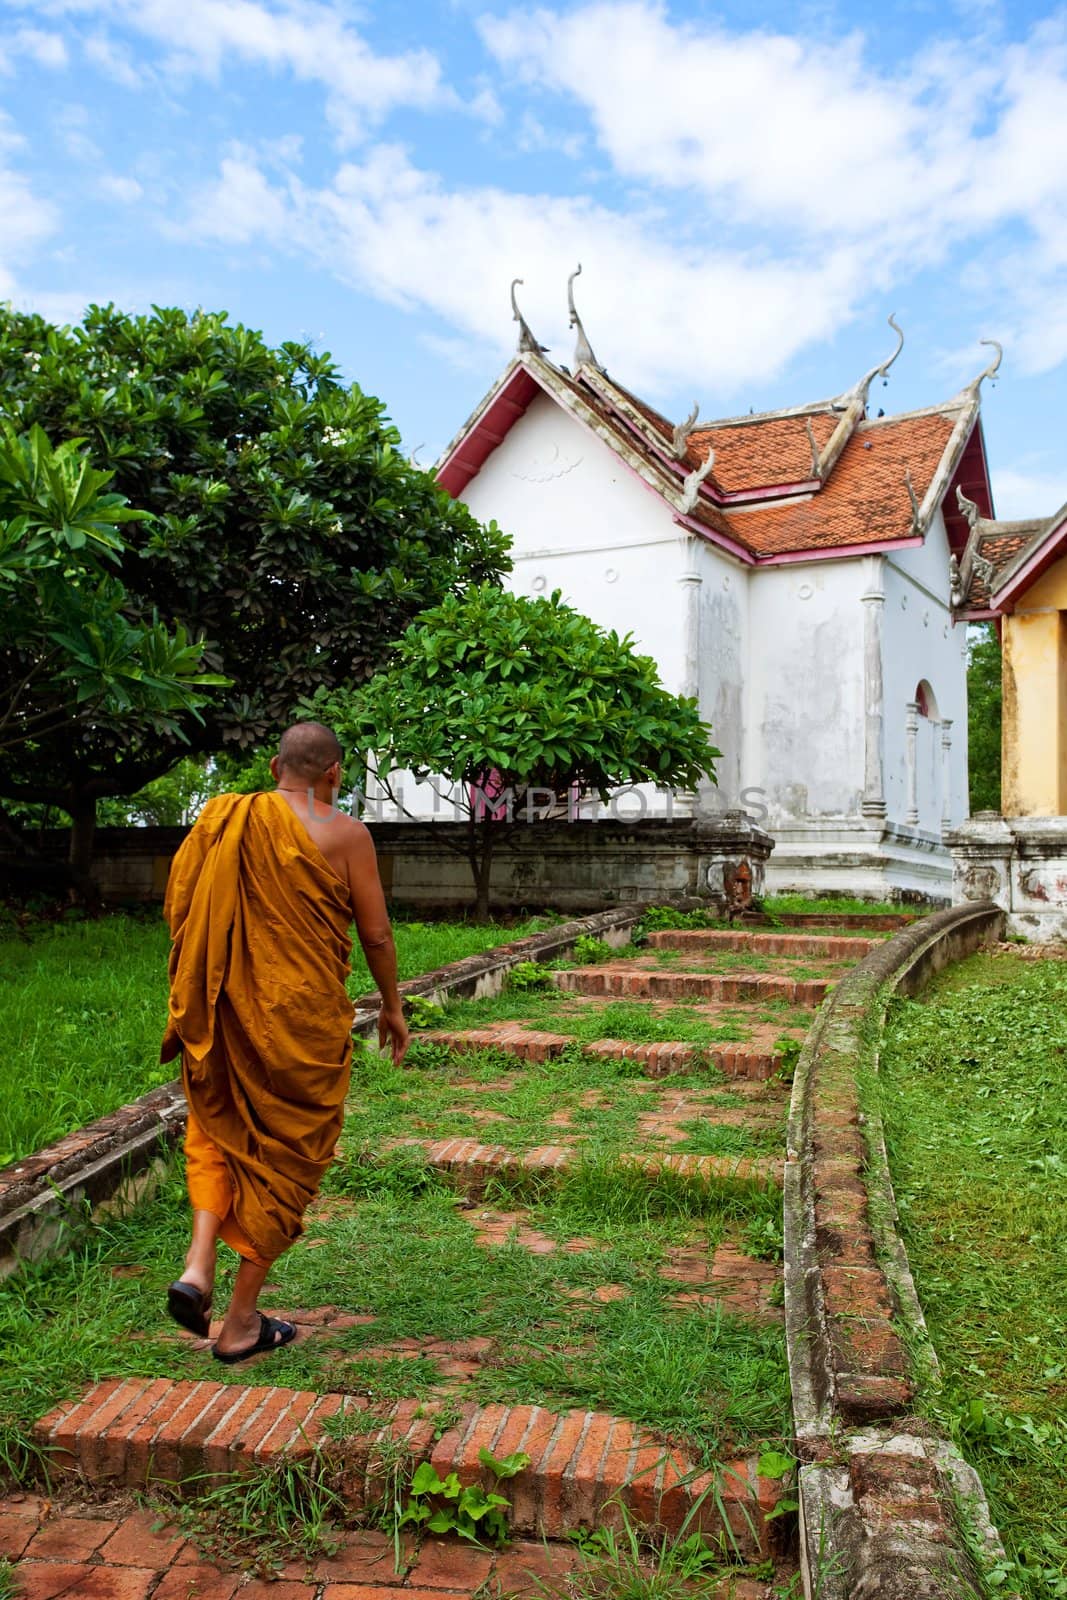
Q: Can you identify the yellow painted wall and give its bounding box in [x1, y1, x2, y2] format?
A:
[1002, 594, 1067, 815]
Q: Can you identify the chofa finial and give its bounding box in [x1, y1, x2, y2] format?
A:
[567, 264, 603, 371]
[835, 313, 905, 412]
[511, 279, 547, 356]
[672, 402, 700, 461]
[962, 338, 1003, 398]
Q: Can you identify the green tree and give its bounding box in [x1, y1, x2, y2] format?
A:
[0, 425, 225, 868]
[308, 586, 720, 917]
[967, 623, 1002, 813]
[0, 304, 510, 874]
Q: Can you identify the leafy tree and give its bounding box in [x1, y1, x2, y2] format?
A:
[0, 304, 510, 874]
[967, 623, 1002, 814]
[0, 425, 225, 867]
[96, 747, 275, 827]
[308, 585, 720, 917]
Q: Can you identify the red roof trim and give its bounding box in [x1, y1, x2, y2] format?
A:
[436, 365, 541, 498]
[942, 417, 994, 556]
[993, 509, 1067, 611]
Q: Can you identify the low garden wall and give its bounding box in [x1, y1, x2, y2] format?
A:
[2, 812, 773, 913]
[785, 901, 1008, 1599]
[0, 908, 640, 1279]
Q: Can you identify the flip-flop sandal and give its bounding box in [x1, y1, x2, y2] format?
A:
[167, 1280, 213, 1338]
[212, 1314, 297, 1365]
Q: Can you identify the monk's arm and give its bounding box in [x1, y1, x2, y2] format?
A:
[344, 822, 409, 1061]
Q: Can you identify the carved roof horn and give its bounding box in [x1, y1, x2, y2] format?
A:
[961, 338, 1003, 399]
[955, 485, 982, 531]
[672, 402, 700, 461]
[835, 313, 905, 412]
[567, 264, 603, 371]
[511, 279, 547, 356]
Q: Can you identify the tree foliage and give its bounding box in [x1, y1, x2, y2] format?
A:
[0, 424, 225, 765]
[967, 623, 1002, 813]
[0, 303, 510, 857]
[309, 585, 720, 915]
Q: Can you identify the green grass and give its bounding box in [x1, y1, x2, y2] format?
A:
[0, 1156, 788, 1479]
[0, 911, 556, 1165]
[879, 952, 1067, 1599]
[762, 895, 902, 916]
[430, 989, 754, 1046]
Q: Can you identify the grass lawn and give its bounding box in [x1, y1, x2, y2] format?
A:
[0, 910, 560, 1167]
[879, 951, 1067, 1599]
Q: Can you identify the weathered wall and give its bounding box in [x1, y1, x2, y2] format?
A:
[745, 556, 867, 824]
[1001, 550, 1067, 816]
[882, 508, 970, 836]
[3, 815, 774, 913]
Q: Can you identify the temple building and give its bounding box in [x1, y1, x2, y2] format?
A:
[948, 495, 1067, 938]
[432, 276, 1002, 898]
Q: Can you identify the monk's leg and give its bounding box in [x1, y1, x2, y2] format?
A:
[214, 1257, 287, 1356]
[182, 1208, 221, 1299]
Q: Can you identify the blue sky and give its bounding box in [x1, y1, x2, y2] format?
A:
[2, 0, 1066, 516]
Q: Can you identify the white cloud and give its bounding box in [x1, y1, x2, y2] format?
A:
[27, 0, 459, 144]
[172, 140, 871, 398]
[479, 2, 1067, 375]
[0, 24, 69, 72]
[83, 30, 148, 88]
[170, 148, 294, 244]
[992, 465, 1067, 521]
[0, 114, 57, 299]
[98, 172, 143, 203]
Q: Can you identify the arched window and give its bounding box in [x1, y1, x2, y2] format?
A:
[914, 680, 940, 721]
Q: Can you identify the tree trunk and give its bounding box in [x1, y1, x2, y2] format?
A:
[472, 820, 495, 922]
[67, 794, 101, 906]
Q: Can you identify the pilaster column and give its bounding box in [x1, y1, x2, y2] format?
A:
[676, 543, 703, 819]
[940, 718, 954, 833]
[860, 557, 887, 819]
[905, 702, 920, 824]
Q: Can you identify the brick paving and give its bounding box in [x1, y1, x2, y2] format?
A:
[5, 925, 871, 1598]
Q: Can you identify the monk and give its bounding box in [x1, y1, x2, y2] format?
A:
[160, 721, 409, 1362]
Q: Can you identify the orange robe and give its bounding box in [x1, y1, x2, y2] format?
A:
[161, 791, 354, 1265]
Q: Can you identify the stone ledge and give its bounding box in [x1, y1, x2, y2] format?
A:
[33, 1377, 782, 1553]
[783, 902, 1007, 1600]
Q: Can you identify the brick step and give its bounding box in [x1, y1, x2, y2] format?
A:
[552, 967, 830, 1006]
[418, 1028, 783, 1080]
[33, 1378, 781, 1554]
[419, 1026, 573, 1064]
[381, 1138, 783, 1195]
[645, 930, 876, 960]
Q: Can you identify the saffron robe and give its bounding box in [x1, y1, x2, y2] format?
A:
[161, 791, 355, 1263]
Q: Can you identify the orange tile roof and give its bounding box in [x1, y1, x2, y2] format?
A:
[964, 527, 1044, 607]
[688, 411, 839, 491]
[714, 411, 959, 556]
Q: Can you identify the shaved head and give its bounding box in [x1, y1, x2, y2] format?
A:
[276, 721, 343, 782]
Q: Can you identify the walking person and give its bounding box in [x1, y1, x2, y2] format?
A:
[161, 721, 409, 1362]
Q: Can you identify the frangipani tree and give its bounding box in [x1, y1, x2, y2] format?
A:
[307, 585, 720, 917]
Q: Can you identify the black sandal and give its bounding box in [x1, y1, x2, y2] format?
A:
[212, 1313, 297, 1365]
[167, 1280, 213, 1338]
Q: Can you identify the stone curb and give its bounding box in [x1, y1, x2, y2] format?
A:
[645, 930, 880, 959]
[32, 1377, 781, 1554]
[783, 901, 1014, 1600]
[0, 909, 643, 1279]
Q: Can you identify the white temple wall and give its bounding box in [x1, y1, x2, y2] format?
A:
[693, 537, 749, 809]
[881, 510, 970, 835]
[744, 559, 868, 826]
[460, 392, 687, 694]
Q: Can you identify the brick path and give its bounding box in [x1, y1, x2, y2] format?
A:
[6, 925, 883, 1598]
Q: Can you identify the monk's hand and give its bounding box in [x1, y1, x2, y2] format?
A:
[379, 1002, 410, 1065]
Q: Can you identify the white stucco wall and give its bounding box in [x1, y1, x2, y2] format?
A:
[882, 509, 970, 833]
[743, 557, 868, 826]
[460, 392, 689, 695]
[694, 538, 749, 808]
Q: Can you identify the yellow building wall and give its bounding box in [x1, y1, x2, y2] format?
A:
[1002, 552, 1067, 816]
